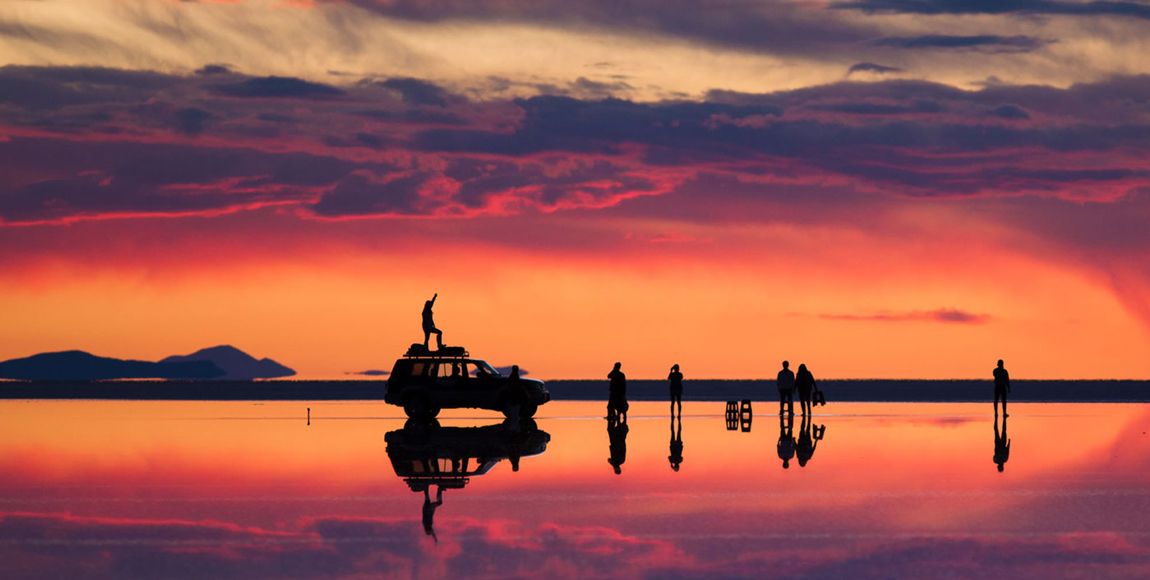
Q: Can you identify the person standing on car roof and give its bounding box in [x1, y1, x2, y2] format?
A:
[422, 293, 443, 350]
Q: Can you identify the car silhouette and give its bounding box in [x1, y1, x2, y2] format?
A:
[385, 346, 550, 419]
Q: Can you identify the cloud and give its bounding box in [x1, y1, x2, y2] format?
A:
[991, 104, 1031, 119]
[833, 0, 1150, 19]
[346, 369, 390, 376]
[212, 76, 345, 99]
[195, 64, 232, 76]
[872, 35, 1051, 53]
[847, 62, 903, 75]
[4, 65, 1150, 225]
[378, 78, 453, 107]
[174, 108, 212, 135]
[335, 0, 881, 56]
[817, 308, 992, 323]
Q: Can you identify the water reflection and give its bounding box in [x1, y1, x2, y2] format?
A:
[607, 416, 629, 474]
[669, 412, 683, 471]
[994, 413, 1010, 472]
[777, 413, 795, 469]
[1, 401, 1143, 580]
[385, 418, 551, 539]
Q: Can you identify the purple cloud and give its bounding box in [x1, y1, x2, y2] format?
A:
[818, 308, 992, 324]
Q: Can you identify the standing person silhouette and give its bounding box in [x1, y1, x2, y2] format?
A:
[777, 413, 795, 469]
[777, 361, 795, 416]
[608, 362, 628, 423]
[422, 294, 443, 350]
[506, 365, 527, 418]
[994, 414, 1010, 472]
[993, 359, 1010, 417]
[796, 364, 817, 416]
[668, 364, 684, 417]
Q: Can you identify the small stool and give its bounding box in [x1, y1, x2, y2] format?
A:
[740, 399, 752, 416]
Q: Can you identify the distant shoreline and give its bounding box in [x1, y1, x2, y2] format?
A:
[1, 379, 1149, 402]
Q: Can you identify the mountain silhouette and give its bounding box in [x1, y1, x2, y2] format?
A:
[160, 345, 295, 380]
[0, 351, 225, 381]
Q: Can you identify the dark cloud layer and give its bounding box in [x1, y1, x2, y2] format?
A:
[834, 0, 1150, 18]
[848, 62, 904, 75]
[872, 35, 1050, 52]
[213, 76, 346, 99]
[2, 65, 1150, 225]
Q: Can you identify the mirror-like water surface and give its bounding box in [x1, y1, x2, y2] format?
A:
[2, 401, 1148, 579]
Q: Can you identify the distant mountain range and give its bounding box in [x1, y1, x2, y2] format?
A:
[0, 346, 295, 381]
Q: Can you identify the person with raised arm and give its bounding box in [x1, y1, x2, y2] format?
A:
[422, 293, 443, 350]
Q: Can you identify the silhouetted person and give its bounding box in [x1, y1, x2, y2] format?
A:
[422, 485, 443, 543]
[506, 365, 528, 418]
[993, 359, 1010, 417]
[607, 417, 629, 474]
[777, 413, 795, 469]
[797, 414, 822, 468]
[668, 412, 683, 472]
[777, 361, 795, 416]
[994, 414, 1010, 472]
[422, 293, 443, 349]
[796, 364, 817, 416]
[608, 362, 628, 423]
[668, 364, 683, 417]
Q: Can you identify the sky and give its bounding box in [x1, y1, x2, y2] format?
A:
[2, 0, 1150, 379]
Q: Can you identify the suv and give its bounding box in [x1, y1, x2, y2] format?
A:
[384, 347, 550, 419]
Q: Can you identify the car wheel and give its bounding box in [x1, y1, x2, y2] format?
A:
[519, 403, 538, 418]
[403, 392, 432, 419]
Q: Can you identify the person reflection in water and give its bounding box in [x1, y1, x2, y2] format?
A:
[777, 361, 795, 416]
[668, 364, 684, 417]
[669, 412, 683, 472]
[777, 413, 796, 469]
[608, 417, 629, 474]
[796, 364, 817, 416]
[994, 414, 1010, 472]
[422, 485, 444, 543]
[994, 359, 1010, 417]
[422, 293, 443, 350]
[608, 362, 628, 423]
[797, 414, 824, 468]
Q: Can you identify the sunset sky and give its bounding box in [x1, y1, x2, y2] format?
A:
[2, 0, 1150, 379]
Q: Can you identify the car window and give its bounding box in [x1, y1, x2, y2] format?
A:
[438, 362, 463, 378]
[409, 362, 427, 377]
[468, 360, 501, 377]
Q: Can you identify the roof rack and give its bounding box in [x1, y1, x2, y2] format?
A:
[404, 344, 469, 358]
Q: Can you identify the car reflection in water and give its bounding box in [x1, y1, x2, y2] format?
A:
[385, 418, 551, 542]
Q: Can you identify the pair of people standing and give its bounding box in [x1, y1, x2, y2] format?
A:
[776, 361, 818, 416]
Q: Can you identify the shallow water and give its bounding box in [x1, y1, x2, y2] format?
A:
[1, 401, 1149, 579]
